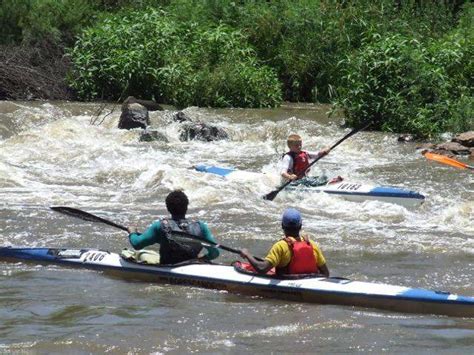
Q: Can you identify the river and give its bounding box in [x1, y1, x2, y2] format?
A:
[0, 100, 473, 353]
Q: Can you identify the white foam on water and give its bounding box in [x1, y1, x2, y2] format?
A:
[0, 102, 472, 258]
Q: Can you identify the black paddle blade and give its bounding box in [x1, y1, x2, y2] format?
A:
[263, 190, 278, 201]
[50, 206, 128, 231]
[50, 206, 94, 221]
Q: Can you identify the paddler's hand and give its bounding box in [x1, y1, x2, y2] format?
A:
[319, 147, 330, 157]
[240, 248, 251, 259]
[127, 226, 138, 234]
[282, 172, 298, 181]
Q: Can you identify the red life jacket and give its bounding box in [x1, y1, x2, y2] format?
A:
[286, 151, 310, 177]
[282, 235, 318, 274]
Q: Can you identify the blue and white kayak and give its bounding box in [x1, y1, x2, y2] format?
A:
[1, 246, 472, 317]
[194, 165, 425, 207]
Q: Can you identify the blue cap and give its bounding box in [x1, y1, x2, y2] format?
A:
[282, 208, 302, 228]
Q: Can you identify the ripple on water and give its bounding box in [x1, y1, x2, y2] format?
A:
[0, 102, 473, 353]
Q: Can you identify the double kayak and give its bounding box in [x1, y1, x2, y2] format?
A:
[1, 246, 472, 317]
[194, 165, 425, 207]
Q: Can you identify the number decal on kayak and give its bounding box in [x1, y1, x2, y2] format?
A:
[287, 281, 303, 288]
[83, 251, 106, 262]
[337, 183, 362, 191]
[56, 249, 83, 258]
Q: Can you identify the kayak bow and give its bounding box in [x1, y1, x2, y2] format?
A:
[1, 246, 472, 317]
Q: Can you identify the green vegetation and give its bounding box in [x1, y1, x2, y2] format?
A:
[0, 0, 102, 45]
[68, 9, 281, 107]
[336, 5, 473, 138]
[1, 0, 472, 137]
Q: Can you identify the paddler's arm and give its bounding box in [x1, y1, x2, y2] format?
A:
[318, 264, 329, 277]
[311, 241, 330, 277]
[240, 248, 273, 274]
[308, 147, 330, 160]
[127, 221, 162, 250]
[280, 155, 298, 181]
[198, 222, 220, 260]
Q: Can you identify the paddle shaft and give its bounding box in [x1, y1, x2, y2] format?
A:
[50, 206, 242, 255]
[263, 121, 372, 200]
[51, 207, 129, 231]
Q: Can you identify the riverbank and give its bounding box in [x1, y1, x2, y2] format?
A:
[1, 1, 472, 138]
[0, 40, 72, 101]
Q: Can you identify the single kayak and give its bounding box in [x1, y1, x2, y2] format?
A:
[1, 246, 472, 317]
[194, 165, 425, 207]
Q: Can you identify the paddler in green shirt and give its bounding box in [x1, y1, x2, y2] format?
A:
[127, 190, 220, 264]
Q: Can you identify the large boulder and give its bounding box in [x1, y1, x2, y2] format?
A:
[453, 131, 474, 148]
[179, 122, 229, 142]
[118, 102, 149, 130]
[122, 96, 163, 111]
[118, 96, 164, 130]
[435, 141, 471, 155]
[418, 131, 474, 158]
[420, 142, 470, 156]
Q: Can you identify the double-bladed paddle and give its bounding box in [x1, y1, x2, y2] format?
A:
[50, 206, 243, 255]
[263, 121, 372, 201]
[423, 152, 474, 171]
[51, 206, 128, 231]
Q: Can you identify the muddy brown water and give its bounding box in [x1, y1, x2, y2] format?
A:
[0, 101, 473, 353]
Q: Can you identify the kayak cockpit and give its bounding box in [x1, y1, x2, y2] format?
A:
[233, 261, 330, 280]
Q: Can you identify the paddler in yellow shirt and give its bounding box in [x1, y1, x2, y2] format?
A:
[240, 208, 329, 276]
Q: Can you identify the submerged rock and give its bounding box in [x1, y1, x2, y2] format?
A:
[397, 134, 416, 142]
[139, 129, 168, 142]
[179, 122, 229, 142]
[173, 111, 192, 123]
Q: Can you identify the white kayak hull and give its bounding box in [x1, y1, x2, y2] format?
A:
[1, 247, 472, 317]
[194, 165, 425, 207]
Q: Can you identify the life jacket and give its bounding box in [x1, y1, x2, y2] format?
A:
[285, 151, 311, 177]
[279, 235, 318, 274]
[159, 218, 205, 264]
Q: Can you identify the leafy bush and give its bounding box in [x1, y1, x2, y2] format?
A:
[161, 0, 462, 103]
[0, 0, 31, 44]
[0, 0, 100, 45]
[335, 27, 473, 138]
[68, 8, 281, 107]
[3, 0, 472, 133]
